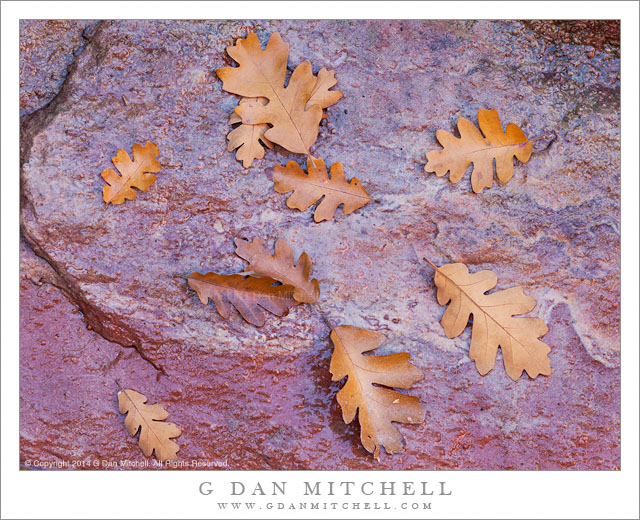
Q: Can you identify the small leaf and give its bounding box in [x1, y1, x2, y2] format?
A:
[234, 237, 320, 303]
[430, 261, 551, 380]
[273, 157, 370, 222]
[425, 109, 532, 193]
[227, 97, 274, 168]
[101, 141, 161, 204]
[188, 272, 298, 327]
[117, 389, 181, 461]
[330, 325, 425, 459]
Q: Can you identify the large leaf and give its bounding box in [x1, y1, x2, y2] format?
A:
[217, 32, 341, 155]
[425, 109, 532, 193]
[188, 272, 298, 327]
[431, 261, 551, 380]
[330, 325, 425, 459]
[227, 66, 343, 168]
[273, 157, 370, 222]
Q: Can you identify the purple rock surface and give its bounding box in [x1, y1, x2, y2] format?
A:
[20, 20, 620, 469]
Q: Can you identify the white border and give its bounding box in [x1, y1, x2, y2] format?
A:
[2, 2, 638, 519]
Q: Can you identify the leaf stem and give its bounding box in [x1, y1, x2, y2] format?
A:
[529, 132, 557, 152]
[408, 243, 439, 271]
[314, 302, 335, 331]
[306, 153, 320, 169]
[423, 258, 438, 270]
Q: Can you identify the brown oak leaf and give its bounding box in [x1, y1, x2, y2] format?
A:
[188, 272, 298, 327]
[425, 109, 532, 193]
[234, 237, 320, 304]
[102, 141, 161, 204]
[429, 261, 551, 380]
[217, 32, 342, 156]
[273, 157, 370, 222]
[117, 389, 181, 461]
[329, 325, 425, 459]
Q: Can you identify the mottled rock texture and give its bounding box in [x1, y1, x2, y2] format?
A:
[20, 20, 620, 469]
[19, 20, 96, 116]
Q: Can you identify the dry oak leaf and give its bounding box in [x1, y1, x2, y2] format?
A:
[329, 325, 425, 459]
[273, 157, 371, 222]
[117, 389, 181, 461]
[425, 109, 533, 193]
[430, 261, 551, 380]
[102, 141, 161, 204]
[227, 66, 342, 168]
[217, 32, 342, 156]
[234, 237, 320, 304]
[227, 97, 274, 168]
[188, 272, 298, 327]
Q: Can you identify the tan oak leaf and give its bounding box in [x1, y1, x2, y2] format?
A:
[102, 141, 161, 204]
[330, 325, 425, 459]
[117, 389, 181, 461]
[425, 109, 532, 193]
[217, 32, 342, 156]
[273, 157, 370, 222]
[429, 261, 551, 380]
[227, 97, 274, 168]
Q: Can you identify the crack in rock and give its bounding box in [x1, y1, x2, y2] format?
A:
[21, 231, 166, 376]
[18, 20, 166, 376]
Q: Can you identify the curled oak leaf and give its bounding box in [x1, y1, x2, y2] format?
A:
[425, 109, 533, 193]
[117, 389, 181, 461]
[429, 261, 551, 380]
[217, 32, 342, 155]
[330, 325, 425, 460]
[188, 272, 298, 327]
[234, 237, 320, 304]
[101, 141, 161, 204]
[227, 97, 274, 168]
[273, 157, 370, 222]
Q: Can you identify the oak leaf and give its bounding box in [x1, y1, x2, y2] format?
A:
[217, 32, 342, 156]
[227, 97, 274, 168]
[425, 109, 532, 193]
[234, 237, 320, 303]
[117, 389, 181, 461]
[227, 66, 342, 168]
[329, 325, 425, 459]
[188, 272, 298, 327]
[273, 157, 371, 222]
[429, 261, 551, 380]
[102, 141, 161, 204]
